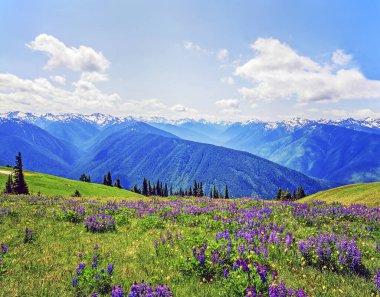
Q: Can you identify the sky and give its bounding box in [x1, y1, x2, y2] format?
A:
[1, 0, 380, 121]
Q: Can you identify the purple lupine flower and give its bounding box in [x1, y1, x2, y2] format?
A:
[111, 285, 124, 297]
[91, 292, 98, 297]
[1, 243, 8, 254]
[72, 277, 78, 287]
[374, 270, 380, 291]
[93, 244, 99, 250]
[108, 263, 114, 275]
[245, 286, 257, 297]
[223, 267, 229, 278]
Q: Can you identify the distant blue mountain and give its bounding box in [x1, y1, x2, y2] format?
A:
[0, 113, 333, 198]
[70, 129, 331, 198]
[0, 119, 81, 175]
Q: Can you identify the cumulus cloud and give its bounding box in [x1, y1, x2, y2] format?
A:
[183, 41, 211, 53]
[332, 49, 352, 66]
[308, 107, 380, 119]
[0, 73, 120, 113]
[220, 76, 235, 85]
[215, 98, 240, 113]
[217, 48, 229, 61]
[171, 104, 187, 112]
[235, 38, 380, 104]
[27, 34, 110, 73]
[49, 75, 66, 85]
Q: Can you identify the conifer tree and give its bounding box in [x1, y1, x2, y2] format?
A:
[209, 188, 213, 198]
[170, 185, 173, 196]
[276, 188, 282, 200]
[114, 178, 122, 188]
[213, 185, 219, 199]
[164, 183, 168, 197]
[5, 174, 13, 194]
[199, 182, 204, 197]
[296, 186, 306, 199]
[224, 185, 229, 199]
[106, 171, 112, 186]
[148, 181, 152, 196]
[142, 178, 148, 196]
[103, 175, 107, 185]
[132, 184, 140, 194]
[12, 152, 29, 195]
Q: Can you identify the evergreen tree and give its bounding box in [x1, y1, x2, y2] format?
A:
[291, 190, 296, 200]
[114, 178, 122, 188]
[5, 174, 13, 194]
[148, 181, 152, 196]
[132, 184, 140, 194]
[73, 189, 81, 197]
[106, 171, 112, 186]
[103, 175, 107, 185]
[169, 185, 173, 196]
[213, 185, 219, 199]
[282, 188, 291, 200]
[224, 185, 229, 199]
[199, 182, 204, 197]
[12, 152, 29, 194]
[296, 186, 306, 199]
[163, 183, 168, 197]
[142, 178, 148, 196]
[276, 188, 283, 200]
[209, 188, 213, 198]
[156, 180, 161, 196]
[79, 173, 91, 182]
[193, 180, 198, 196]
[188, 186, 192, 196]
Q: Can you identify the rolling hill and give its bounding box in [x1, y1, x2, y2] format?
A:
[300, 182, 380, 206]
[0, 166, 142, 199]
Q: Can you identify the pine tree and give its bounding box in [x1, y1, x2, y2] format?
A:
[114, 178, 122, 188]
[132, 184, 140, 194]
[5, 174, 13, 194]
[224, 185, 229, 199]
[103, 175, 107, 185]
[164, 183, 168, 197]
[291, 190, 296, 200]
[148, 181, 152, 196]
[106, 171, 112, 186]
[209, 188, 213, 198]
[193, 180, 198, 197]
[295, 186, 306, 199]
[156, 180, 161, 196]
[283, 188, 291, 200]
[12, 152, 29, 194]
[170, 185, 173, 196]
[73, 189, 81, 197]
[199, 182, 204, 197]
[276, 188, 283, 200]
[142, 178, 148, 196]
[213, 185, 219, 199]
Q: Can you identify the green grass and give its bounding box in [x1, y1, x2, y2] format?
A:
[0, 166, 143, 200]
[300, 182, 380, 207]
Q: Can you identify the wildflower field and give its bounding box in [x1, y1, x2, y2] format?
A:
[0, 194, 379, 296]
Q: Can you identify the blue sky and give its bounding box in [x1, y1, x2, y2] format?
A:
[1, 0, 380, 121]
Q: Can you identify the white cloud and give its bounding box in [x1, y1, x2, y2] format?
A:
[27, 34, 110, 73]
[217, 48, 229, 61]
[0, 73, 120, 113]
[332, 49, 352, 66]
[183, 41, 211, 54]
[170, 104, 187, 112]
[307, 107, 380, 119]
[220, 76, 235, 85]
[49, 75, 66, 85]
[235, 38, 380, 104]
[80, 72, 108, 82]
[215, 98, 240, 113]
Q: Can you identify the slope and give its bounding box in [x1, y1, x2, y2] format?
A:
[0, 166, 142, 199]
[300, 182, 380, 207]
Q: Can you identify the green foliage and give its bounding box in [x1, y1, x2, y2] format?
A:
[139, 215, 165, 231]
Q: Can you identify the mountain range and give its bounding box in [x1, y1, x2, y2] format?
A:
[1, 111, 379, 197]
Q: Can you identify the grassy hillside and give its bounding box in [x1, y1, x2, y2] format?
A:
[300, 182, 380, 206]
[0, 166, 142, 199]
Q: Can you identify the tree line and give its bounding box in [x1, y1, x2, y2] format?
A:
[275, 186, 306, 201]
[130, 177, 229, 199]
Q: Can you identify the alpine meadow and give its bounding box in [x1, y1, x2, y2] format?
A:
[0, 1, 380, 297]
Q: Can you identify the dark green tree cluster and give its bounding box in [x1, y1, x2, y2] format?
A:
[136, 178, 169, 197]
[79, 173, 91, 183]
[172, 180, 204, 197]
[4, 152, 29, 195]
[102, 171, 123, 188]
[209, 185, 229, 199]
[276, 186, 306, 200]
